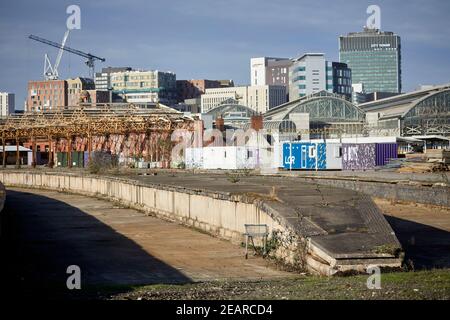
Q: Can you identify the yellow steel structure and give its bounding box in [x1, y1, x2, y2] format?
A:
[0, 103, 193, 168]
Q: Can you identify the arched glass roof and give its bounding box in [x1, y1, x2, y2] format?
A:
[265, 91, 365, 123]
[287, 96, 365, 122]
[205, 98, 257, 120]
[402, 89, 450, 136]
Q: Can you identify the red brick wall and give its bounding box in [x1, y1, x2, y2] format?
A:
[27, 80, 67, 111]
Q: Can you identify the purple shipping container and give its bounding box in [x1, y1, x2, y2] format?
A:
[375, 143, 398, 166]
[342, 143, 376, 170]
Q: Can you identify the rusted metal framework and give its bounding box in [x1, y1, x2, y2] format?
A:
[0, 104, 193, 168]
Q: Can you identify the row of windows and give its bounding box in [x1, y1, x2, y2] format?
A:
[335, 86, 352, 94]
[31, 89, 64, 95]
[205, 90, 244, 95]
[112, 82, 158, 88]
[293, 66, 306, 72]
[29, 83, 64, 89]
[336, 78, 351, 85]
[126, 95, 158, 100]
[31, 95, 64, 101]
[334, 69, 351, 78]
[31, 100, 62, 106]
[112, 75, 157, 81]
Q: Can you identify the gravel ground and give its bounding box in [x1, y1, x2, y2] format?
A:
[108, 270, 450, 300]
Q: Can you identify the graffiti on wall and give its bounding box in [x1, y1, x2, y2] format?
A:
[342, 143, 376, 170]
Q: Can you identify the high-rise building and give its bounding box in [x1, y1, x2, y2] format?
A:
[110, 69, 177, 105]
[339, 28, 401, 94]
[289, 53, 352, 101]
[0, 92, 15, 116]
[201, 85, 286, 113]
[250, 57, 292, 99]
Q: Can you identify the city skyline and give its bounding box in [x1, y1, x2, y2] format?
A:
[0, 0, 449, 108]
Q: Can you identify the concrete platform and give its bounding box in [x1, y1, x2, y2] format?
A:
[127, 172, 403, 274]
[1, 188, 292, 295]
[0, 170, 403, 275]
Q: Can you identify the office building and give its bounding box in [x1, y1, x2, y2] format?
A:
[0, 92, 15, 116]
[331, 62, 352, 100]
[289, 53, 351, 101]
[201, 85, 286, 113]
[250, 57, 292, 88]
[27, 80, 67, 111]
[339, 28, 401, 94]
[95, 67, 132, 90]
[176, 79, 226, 102]
[110, 69, 177, 105]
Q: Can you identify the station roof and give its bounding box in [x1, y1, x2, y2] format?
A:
[360, 84, 450, 119]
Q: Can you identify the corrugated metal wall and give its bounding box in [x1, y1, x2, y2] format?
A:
[375, 143, 398, 166]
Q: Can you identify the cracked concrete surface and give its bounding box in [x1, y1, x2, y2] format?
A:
[2, 187, 292, 291]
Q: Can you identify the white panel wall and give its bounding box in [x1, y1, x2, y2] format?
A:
[250, 57, 267, 86]
[325, 143, 343, 170]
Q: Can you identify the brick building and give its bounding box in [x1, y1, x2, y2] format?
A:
[67, 77, 95, 106]
[27, 80, 67, 111]
[176, 79, 234, 102]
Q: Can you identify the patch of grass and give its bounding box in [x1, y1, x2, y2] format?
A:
[109, 269, 450, 300]
[372, 244, 402, 256]
[87, 152, 118, 174]
[226, 172, 241, 183]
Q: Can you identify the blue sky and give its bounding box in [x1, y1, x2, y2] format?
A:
[0, 0, 449, 108]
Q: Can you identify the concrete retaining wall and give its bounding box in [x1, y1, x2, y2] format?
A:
[0, 171, 404, 275]
[0, 171, 296, 262]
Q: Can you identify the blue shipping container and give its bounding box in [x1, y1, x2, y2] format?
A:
[283, 142, 326, 170]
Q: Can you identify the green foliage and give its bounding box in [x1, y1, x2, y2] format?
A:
[227, 174, 241, 183]
[87, 152, 118, 174]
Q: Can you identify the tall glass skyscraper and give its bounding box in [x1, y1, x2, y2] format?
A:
[339, 28, 401, 94]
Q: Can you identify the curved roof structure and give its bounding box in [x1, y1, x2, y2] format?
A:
[264, 91, 365, 123]
[360, 84, 450, 136]
[204, 98, 257, 120]
[402, 88, 450, 136]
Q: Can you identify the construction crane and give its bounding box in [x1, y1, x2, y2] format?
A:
[29, 32, 105, 80]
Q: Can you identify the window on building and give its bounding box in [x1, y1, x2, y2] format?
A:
[309, 146, 316, 158]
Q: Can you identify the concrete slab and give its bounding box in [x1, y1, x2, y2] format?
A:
[2, 188, 291, 293]
[123, 172, 402, 272]
[0, 169, 403, 275]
